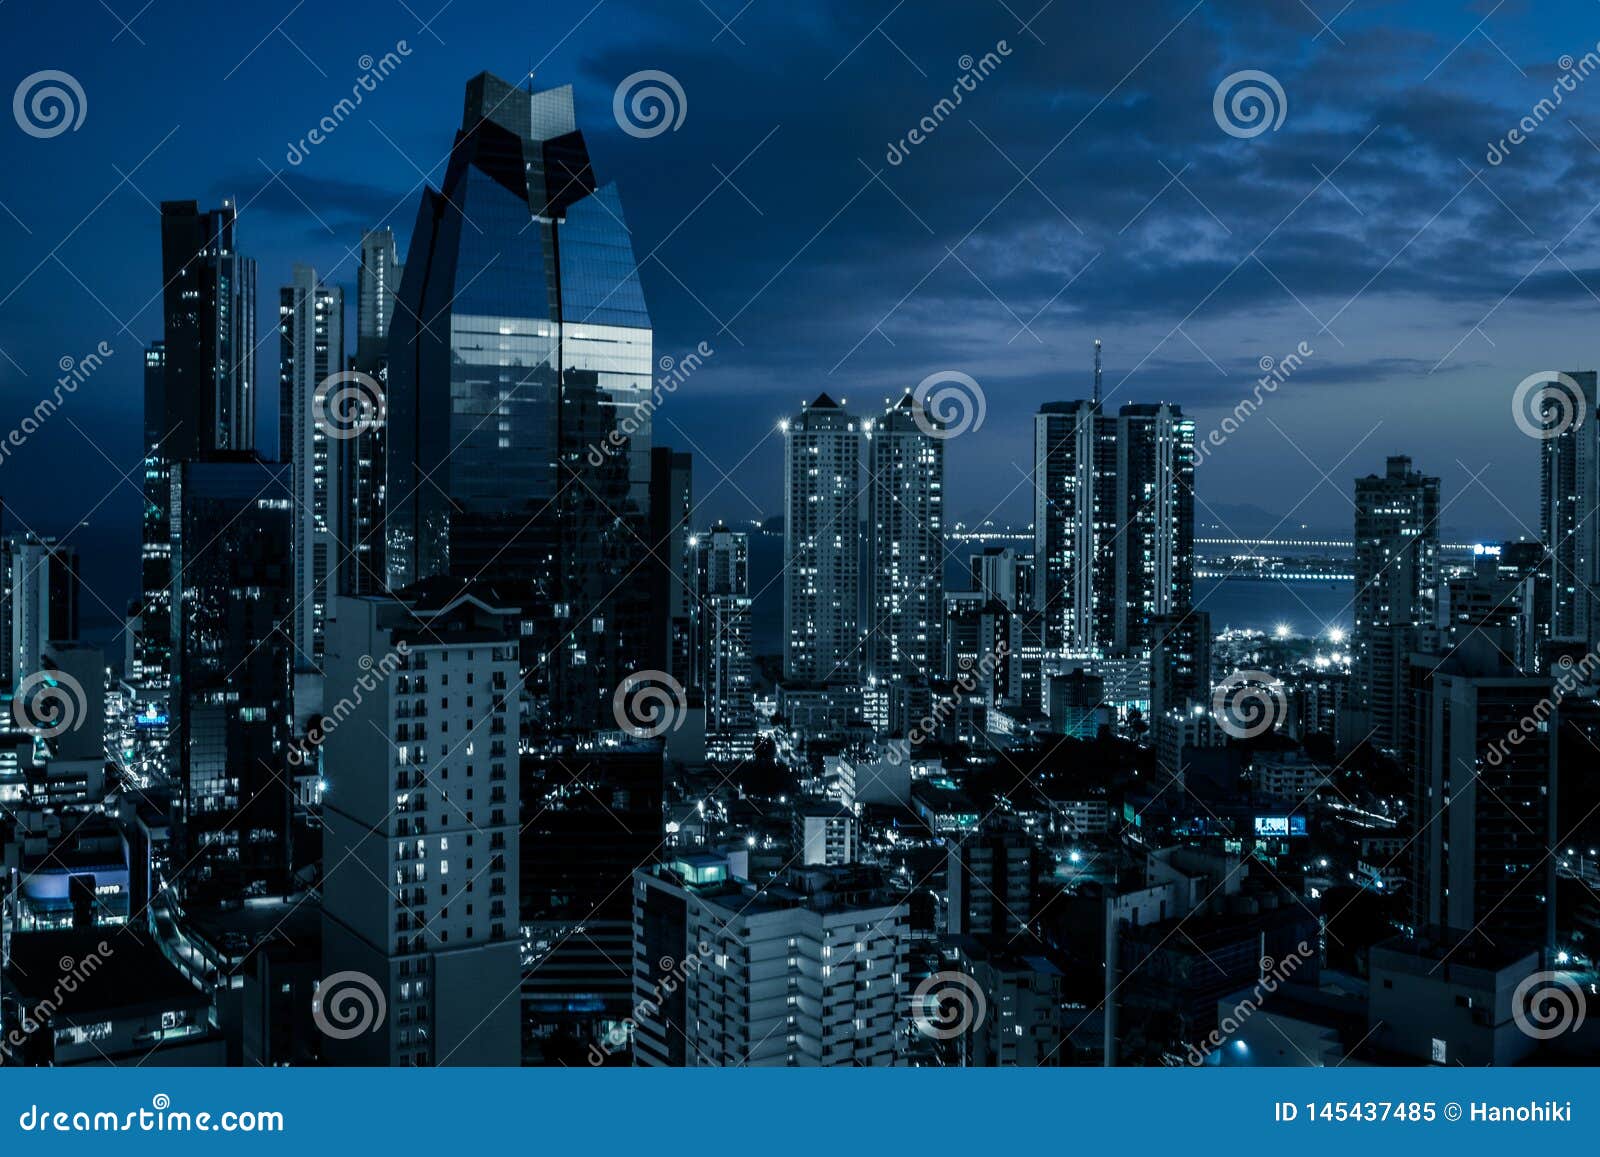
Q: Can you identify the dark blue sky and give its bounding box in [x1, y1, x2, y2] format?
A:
[4, 0, 1600, 617]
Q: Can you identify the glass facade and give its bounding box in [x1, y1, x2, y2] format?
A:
[386, 74, 653, 727]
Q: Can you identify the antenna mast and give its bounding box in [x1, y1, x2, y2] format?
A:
[1093, 338, 1102, 408]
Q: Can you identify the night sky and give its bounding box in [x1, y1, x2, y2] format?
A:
[3, 0, 1599, 620]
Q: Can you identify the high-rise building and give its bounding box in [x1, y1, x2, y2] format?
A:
[632, 856, 908, 1066]
[346, 229, 402, 597]
[158, 200, 257, 460]
[697, 523, 754, 758]
[4, 535, 80, 692]
[1033, 396, 1193, 654]
[1352, 456, 1440, 752]
[1408, 641, 1556, 950]
[356, 227, 404, 363]
[866, 393, 944, 684]
[321, 584, 522, 1065]
[168, 458, 294, 901]
[1034, 400, 1115, 652]
[385, 73, 653, 729]
[947, 818, 1038, 942]
[647, 447, 694, 682]
[970, 546, 1032, 613]
[1150, 610, 1212, 768]
[521, 743, 663, 1062]
[783, 394, 861, 683]
[279, 264, 346, 677]
[1539, 371, 1600, 643]
[1115, 404, 1196, 654]
[137, 341, 171, 697]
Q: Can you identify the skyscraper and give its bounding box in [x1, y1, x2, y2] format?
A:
[697, 523, 754, 757]
[385, 73, 653, 728]
[6, 535, 80, 686]
[783, 394, 861, 683]
[1033, 400, 1115, 652]
[1539, 370, 1600, 643]
[647, 447, 694, 683]
[158, 200, 257, 460]
[356, 226, 404, 364]
[1032, 397, 1194, 655]
[346, 229, 402, 597]
[321, 585, 522, 1065]
[1409, 641, 1556, 950]
[866, 393, 944, 684]
[168, 458, 294, 901]
[279, 264, 346, 678]
[1352, 456, 1440, 752]
[137, 342, 171, 701]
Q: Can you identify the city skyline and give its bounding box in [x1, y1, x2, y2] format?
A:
[6, 1, 1600, 616]
[3, 0, 1600, 1078]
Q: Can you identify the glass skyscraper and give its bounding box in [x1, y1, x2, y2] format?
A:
[386, 73, 653, 727]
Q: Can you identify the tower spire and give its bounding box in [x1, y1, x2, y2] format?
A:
[1093, 338, 1102, 408]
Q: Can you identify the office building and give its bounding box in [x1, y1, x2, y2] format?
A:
[1409, 641, 1557, 950]
[168, 458, 294, 901]
[345, 229, 402, 597]
[279, 264, 346, 677]
[6, 535, 80, 686]
[697, 523, 754, 758]
[1540, 371, 1600, 643]
[783, 394, 862, 684]
[385, 73, 653, 729]
[1352, 456, 1440, 752]
[1033, 399, 1194, 654]
[866, 393, 944, 683]
[157, 200, 257, 460]
[321, 584, 522, 1065]
[648, 447, 695, 682]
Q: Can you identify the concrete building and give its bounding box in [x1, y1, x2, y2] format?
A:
[320, 584, 522, 1065]
[783, 394, 861, 683]
[632, 855, 908, 1066]
[866, 393, 944, 684]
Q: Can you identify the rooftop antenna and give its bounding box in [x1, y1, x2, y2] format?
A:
[1093, 338, 1102, 408]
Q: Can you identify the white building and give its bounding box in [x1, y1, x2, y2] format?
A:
[633, 856, 908, 1066]
[783, 394, 861, 684]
